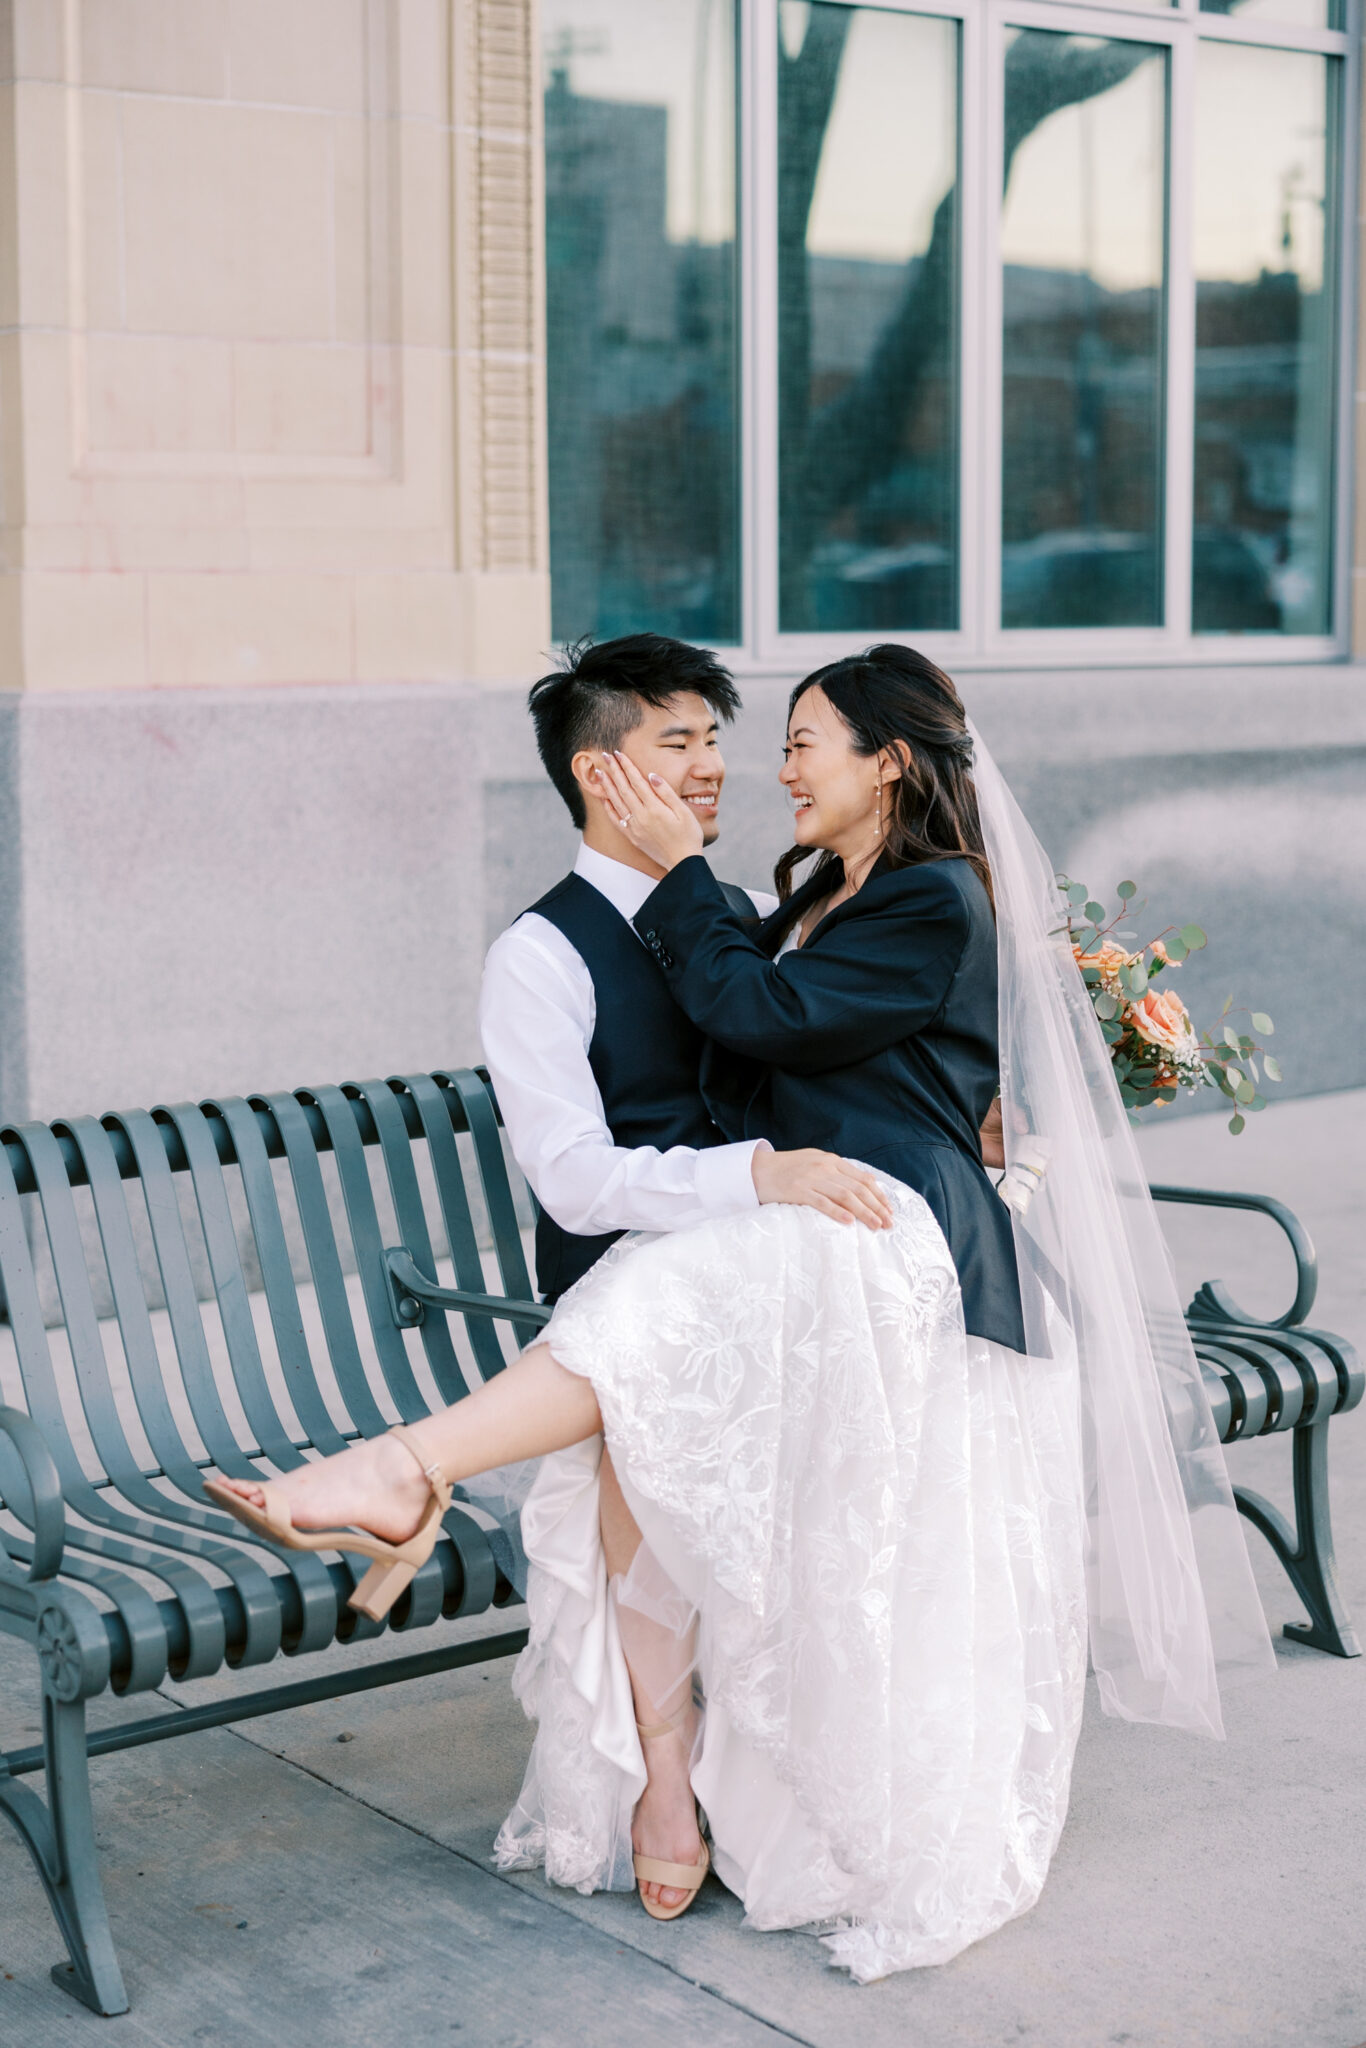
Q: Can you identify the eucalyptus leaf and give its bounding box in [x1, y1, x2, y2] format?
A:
[1125, 962, 1148, 996]
[1249, 1094, 1266, 1112]
[1235, 1076, 1255, 1104]
[1180, 925, 1207, 950]
[1066, 882, 1088, 904]
[1156, 1089, 1178, 1105]
[1165, 937, 1187, 963]
[1229, 1113, 1245, 1136]
[1084, 901, 1106, 924]
[1221, 995, 1233, 1016]
[1251, 1012, 1273, 1035]
[1264, 1055, 1282, 1082]
[1222, 1025, 1241, 1052]
[1094, 993, 1120, 1020]
[1117, 880, 1137, 900]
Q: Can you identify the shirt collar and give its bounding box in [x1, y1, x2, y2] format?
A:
[574, 841, 665, 923]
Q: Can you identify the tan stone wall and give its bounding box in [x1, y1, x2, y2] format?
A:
[0, 0, 548, 692]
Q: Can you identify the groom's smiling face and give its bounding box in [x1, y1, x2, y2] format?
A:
[583, 691, 727, 847]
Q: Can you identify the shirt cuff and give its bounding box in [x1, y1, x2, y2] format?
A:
[694, 1138, 768, 1215]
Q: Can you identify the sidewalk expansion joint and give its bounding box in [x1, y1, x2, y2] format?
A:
[211, 1711, 819, 2047]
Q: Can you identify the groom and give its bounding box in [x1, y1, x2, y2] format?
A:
[478, 631, 893, 1295]
[477, 631, 890, 1915]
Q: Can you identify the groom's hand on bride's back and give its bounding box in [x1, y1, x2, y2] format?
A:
[751, 1147, 894, 1230]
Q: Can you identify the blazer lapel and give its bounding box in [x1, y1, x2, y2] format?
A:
[756, 862, 844, 957]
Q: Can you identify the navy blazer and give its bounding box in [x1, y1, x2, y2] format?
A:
[634, 852, 1027, 1353]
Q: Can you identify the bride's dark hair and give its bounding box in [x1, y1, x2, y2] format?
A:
[775, 643, 993, 909]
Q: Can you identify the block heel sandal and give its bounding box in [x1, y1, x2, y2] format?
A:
[204, 1423, 452, 1623]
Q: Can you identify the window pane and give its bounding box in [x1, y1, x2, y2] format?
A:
[543, 2, 738, 644]
[1192, 44, 1337, 635]
[777, 3, 958, 634]
[1000, 33, 1167, 629]
[1199, 0, 1341, 32]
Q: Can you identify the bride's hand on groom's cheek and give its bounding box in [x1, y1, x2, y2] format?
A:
[751, 1147, 895, 1231]
[593, 751, 704, 869]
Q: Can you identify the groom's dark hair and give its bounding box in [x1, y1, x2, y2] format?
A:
[529, 634, 740, 828]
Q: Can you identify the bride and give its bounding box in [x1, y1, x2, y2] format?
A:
[207, 644, 1273, 1982]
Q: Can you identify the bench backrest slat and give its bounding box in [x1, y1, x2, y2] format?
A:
[68, 1114, 211, 1500]
[438, 1070, 539, 1346]
[259, 1090, 390, 1440]
[305, 1084, 430, 1424]
[108, 1108, 257, 1482]
[403, 1073, 510, 1382]
[163, 1102, 304, 1473]
[350, 1079, 468, 1406]
[23, 1121, 159, 1505]
[207, 1096, 353, 1456]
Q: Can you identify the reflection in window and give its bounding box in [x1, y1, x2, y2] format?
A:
[1199, 0, 1341, 33]
[1192, 44, 1337, 634]
[777, 3, 958, 633]
[1000, 32, 1167, 630]
[543, 1, 738, 644]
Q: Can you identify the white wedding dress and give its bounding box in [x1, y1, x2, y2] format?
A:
[492, 1172, 1088, 1982]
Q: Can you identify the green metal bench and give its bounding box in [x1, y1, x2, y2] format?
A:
[1152, 1185, 1362, 1661]
[0, 1071, 546, 2016]
[0, 1073, 1358, 2017]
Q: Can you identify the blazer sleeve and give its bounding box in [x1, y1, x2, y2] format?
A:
[635, 855, 971, 1074]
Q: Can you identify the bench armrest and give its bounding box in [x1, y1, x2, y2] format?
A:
[383, 1247, 551, 1340]
[1147, 1185, 1317, 1330]
[0, 1405, 67, 1583]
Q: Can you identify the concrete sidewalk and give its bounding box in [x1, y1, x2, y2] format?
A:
[2, 1091, 1363, 2048]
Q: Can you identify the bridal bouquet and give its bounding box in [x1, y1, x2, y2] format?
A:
[1057, 877, 1281, 1134]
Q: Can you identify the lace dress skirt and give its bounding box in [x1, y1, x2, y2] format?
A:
[492, 1173, 1088, 1982]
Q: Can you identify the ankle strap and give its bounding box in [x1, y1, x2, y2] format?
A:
[387, 1424, 452, 1512]
[635, 1701, 691, 1741]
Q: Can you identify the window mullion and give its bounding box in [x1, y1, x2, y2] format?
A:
[960, 1, 989, 650]
[979, 2, 1007, 649]
[747, 0, 780, 662]
[1165, 21, 1195, 646]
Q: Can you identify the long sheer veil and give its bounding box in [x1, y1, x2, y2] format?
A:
[969, 721, 1275, 1737]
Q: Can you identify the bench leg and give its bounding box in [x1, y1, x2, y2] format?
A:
[0, 1694, 129, 2016]
[1234, 1414, 1361, 1660]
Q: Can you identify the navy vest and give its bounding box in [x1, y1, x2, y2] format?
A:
[525, 871, 751, 1301]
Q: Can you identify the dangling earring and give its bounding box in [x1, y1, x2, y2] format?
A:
[876, 777, 883, 838]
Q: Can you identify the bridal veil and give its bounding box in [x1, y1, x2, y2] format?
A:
[969, 722, 1275, 1736]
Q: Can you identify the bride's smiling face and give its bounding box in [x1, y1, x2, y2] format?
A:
[779, 686, 887, 859]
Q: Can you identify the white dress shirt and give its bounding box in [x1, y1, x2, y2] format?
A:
[478, 842, 779, 1238]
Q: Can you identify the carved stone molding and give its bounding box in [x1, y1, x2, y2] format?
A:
[454, 0, 546, 576]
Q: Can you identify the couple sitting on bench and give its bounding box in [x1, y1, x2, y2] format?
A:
[210, 632, 1276, 1983]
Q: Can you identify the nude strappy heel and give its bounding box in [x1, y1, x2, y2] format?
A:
[632, 1703, 710, 1922]
[203, 1423, 452, 1623]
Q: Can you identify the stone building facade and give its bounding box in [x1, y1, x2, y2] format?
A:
[0, 0, 1361, 1123]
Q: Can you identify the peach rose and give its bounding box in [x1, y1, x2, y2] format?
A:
[1073, 939, 1131, 978]
[1129, 986, 1196, 1056]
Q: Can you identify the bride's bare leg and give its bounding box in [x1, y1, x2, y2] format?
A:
[600, 1450, 705, 1912]
[210, 1341, 602, 1539]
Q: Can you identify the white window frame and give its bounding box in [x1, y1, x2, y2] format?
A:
[728, 0, 1357, 673]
